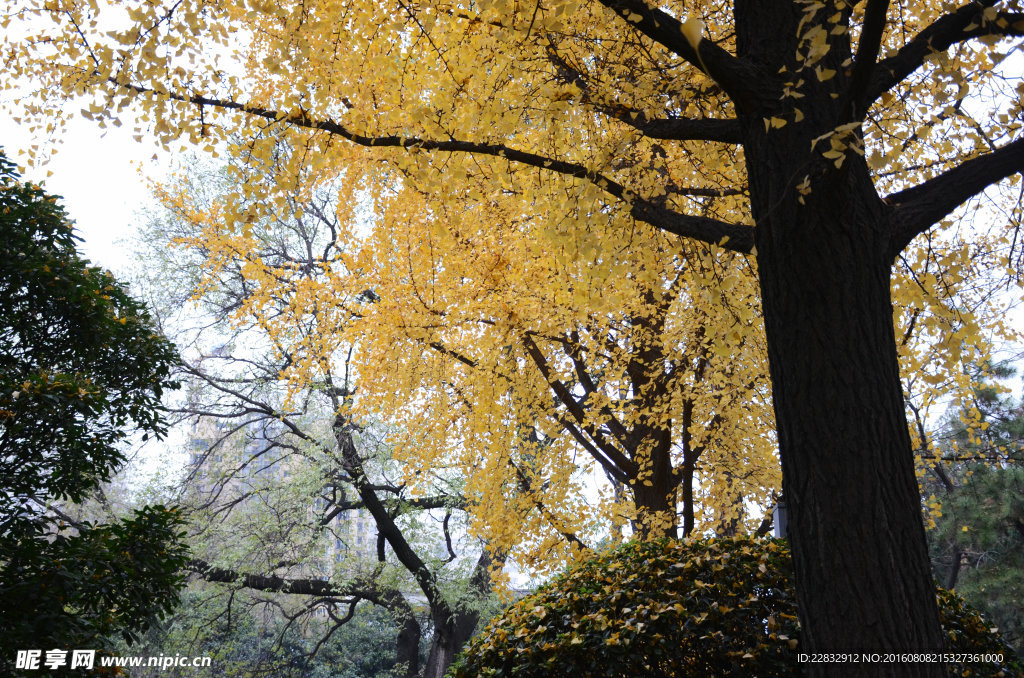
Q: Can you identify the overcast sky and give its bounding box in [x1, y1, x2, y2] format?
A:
[0, 113, 170, 276]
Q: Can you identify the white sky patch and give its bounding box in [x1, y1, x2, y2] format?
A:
[0, 112, 170, 275]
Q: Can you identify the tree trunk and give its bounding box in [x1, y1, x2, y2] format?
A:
[422, 550, 494, 678]
[630, 429, 678, 539]
[422, 611, 479, 678]
[749, 144, 946, 675]
[734, 5, 947, 673]
[680, 443, 697, 537]
[379, 588, 421, 678]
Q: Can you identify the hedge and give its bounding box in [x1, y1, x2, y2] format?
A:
[450, 537, 1022, 677]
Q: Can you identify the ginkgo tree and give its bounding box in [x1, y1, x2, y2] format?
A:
[5, 0, 1024, 670]
[149, 141, 779, 582]
[135, 162, 500, 678]
[309, 166, 781, 567]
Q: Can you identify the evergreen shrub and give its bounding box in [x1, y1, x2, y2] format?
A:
[450, 537, 1021, 677]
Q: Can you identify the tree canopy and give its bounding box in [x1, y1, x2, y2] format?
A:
[5, 0, 1024, 668]
[0, 148, 188, 667]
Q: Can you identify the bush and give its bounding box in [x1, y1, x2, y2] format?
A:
[450, 537, 1022, 677]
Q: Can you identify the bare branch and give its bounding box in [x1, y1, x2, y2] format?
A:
[887, 136, 1024, 257]
[321, 494, 464, 524]
[332, 412, 457, 634]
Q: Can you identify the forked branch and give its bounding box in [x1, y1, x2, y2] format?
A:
[593, 0, 771, 111]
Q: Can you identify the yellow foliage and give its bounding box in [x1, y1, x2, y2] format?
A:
[6, 0, 1022, 576]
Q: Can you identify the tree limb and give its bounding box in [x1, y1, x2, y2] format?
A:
[887, 136, 1024, 257]
[508, 457, 589, 551]
[632, 200, 754, 253]
[521, 334, 639, 478]
[332, 411, 457, 633]
[629, 115, 744, 145]
[543, 44, 743, 144]
[104, 79, 750, 252]
[189, 559, 358, 597]
[592, 0, 771, 111]
[847, 0, 890, 119]
[867, 3, 1024, 107]
[321, 494, 464, 525]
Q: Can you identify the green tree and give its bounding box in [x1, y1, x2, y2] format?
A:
[124, 588, 424, 678]
[922, 365, 1024, 654]
[932, 465, 1024, 655]
[0, 149, 189, 671]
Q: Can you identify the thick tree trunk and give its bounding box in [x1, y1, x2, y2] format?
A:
[734, 5, 947, 674]
[750, 152, 946, 675]
[422, 612, 478, 678]
[630, 430, 678, 539]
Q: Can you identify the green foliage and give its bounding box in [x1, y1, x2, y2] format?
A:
[923, 364, 1024, 654]
[125, 590, 418, 678]
[0, 148, 188, 671]
[451, 538, 1022, 677]
[932, 465, 1024, 654]
[2, 506, 188, 649]
[0, 152, 178, 502]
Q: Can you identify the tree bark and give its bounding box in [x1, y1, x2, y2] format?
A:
[747, 135, 946, 676]
[378, 588, 422, 678]
[734, 5, 947, 674]
[630, 428, 678, 539]
[422, 550, 494, 678]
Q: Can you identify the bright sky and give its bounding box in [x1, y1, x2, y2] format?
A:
[0, 114, 167, 276]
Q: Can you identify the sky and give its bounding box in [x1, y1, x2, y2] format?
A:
[0, 113, 169, 276]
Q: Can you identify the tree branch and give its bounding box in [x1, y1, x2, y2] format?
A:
[421, 336, 632, 483]
[107, 80, 752, 253]
[630, 115, 744, 145]
[592, 0, 771, 111]
[543, 44, 743, 144]
[321, 494, 463, 525]
[521, 334, 639, 478]
[867, 3, 1024, 107]
[189, 559, 358, 597]
[847, 0, 890, 119]
[887, 136, 1024, 257]
[332, 412, 457, 633]
[508, 456, 589, 550]
[632, 200, 755, 253]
